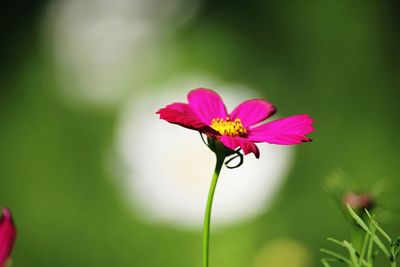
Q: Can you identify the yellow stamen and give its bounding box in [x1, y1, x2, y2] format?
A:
[210, 117, 247, 137]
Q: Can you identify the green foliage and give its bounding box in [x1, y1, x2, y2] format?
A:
[320, 205, 400, 267]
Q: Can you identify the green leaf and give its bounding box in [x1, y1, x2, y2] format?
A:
[359, 232, 370, 264]
[393, 236, 400, 248]
[321, 205, 397, 266]
[346, 205, 371, 234]
[366, 224, 376, 262]
[365, 209, 392, 243]
[320, 249, 351, 264]
[327, 237, 346, 247]
[372, 235, 391, 258]
[343, 240, 362, 267]
[392, 237, 400, 258]
[321, 258, 337, 267]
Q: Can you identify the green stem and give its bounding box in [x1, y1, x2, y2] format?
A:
[202, 153, 225, 267]
[390, 249, 396, 267]
[351, 224, 364, 254]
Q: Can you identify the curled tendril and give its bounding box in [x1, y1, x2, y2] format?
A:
[199, 132, 244, 168]
[225, 149, 244, 169]
[199, 132, 209, 147]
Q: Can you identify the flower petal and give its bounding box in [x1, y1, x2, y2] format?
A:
[220, 136, 260, 158]
[188, 88, 227, 125]
[229, 99, 276, 128]
[0, 208, 16, 267]
[156, 103, 218, 135]
[248, 114, 314, 145]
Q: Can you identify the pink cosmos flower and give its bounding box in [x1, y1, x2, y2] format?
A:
[156, 88, 314, 158]
[0, 208, 16, 267]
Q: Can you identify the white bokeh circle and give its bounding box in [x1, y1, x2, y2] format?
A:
[46, 0, 201, 106]
[114, 76, 294, 228]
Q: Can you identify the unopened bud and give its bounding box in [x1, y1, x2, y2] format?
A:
[343, 192, 374, 210]
[0, 208, 16, 267]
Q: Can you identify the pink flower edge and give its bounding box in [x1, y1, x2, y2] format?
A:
[0, 208, 16, 267]
[157, 88, 314, 158]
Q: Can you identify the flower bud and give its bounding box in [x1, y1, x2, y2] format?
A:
[0, 208, 16, 267]
[343, 192, 374, 210]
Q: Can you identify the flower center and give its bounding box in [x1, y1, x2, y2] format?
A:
[210, 117, 247, 136]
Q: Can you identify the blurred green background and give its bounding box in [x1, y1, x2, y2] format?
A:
[1, 1, 399, 266]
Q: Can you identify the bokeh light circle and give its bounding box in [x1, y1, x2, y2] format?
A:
[114, 75, 294, 228]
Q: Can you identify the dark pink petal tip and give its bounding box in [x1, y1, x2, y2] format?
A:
[248, 114, 315, 145]
[0, 210, 11, 221]
[0, 208, 16, 267]
[157, 103, 218, 135]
